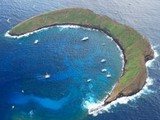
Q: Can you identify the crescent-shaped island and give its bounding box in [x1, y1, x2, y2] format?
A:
[8, 8, 154, 106]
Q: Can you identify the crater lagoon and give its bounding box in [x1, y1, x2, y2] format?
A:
[1, 25, 123, 120]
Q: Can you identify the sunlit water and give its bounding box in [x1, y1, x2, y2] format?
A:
[0, 0, 160, 120]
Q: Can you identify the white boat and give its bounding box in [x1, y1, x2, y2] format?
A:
[100, 59, 106, 63]
[86, 79, 92, 82]
[101, 69, 107, 72]
[34, 40, 39, 44]
[106, 73, 112, 78]
[81, 37, 89, 41]
[44, 73, 50, 79]
[12, 105, 15, 109]
[21, 90, 24, 93]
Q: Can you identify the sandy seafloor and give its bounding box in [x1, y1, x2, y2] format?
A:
[0, 0, 160, 120]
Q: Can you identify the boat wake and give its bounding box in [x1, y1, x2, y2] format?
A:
[83, 47, 159, 116]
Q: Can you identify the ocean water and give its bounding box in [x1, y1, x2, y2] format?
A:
[1, 23, 123, 119]
[0, 0, 160, 120]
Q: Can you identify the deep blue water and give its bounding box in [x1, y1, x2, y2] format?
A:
[0, 24, 123, 119]
[0, 0, 160, 120]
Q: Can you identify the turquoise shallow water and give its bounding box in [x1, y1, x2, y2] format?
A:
[1, 25, 123, 120]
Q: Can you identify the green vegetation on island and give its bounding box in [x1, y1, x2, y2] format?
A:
[9, 8, 154, 104]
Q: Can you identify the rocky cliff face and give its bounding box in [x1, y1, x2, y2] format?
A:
[104, 45, 154, 105]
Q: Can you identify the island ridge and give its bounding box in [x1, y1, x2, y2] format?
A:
[8, 8, 154, 105]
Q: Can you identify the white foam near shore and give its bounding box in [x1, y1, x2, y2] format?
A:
[104, 33, 125, 74]
[5, 27, 49, 39]
[84, 77, 154, 116]
[4, 24, 100, 39]
[116, 43, 125, 74]
[57, 25, 80, 29]
[146, 49, 159, 67]
[83, 48, 158, 116]
[57, 25, 100, 32]
[5, 25, 80, 38]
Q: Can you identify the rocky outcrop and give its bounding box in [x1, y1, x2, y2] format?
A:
[104, 46, 154, 105]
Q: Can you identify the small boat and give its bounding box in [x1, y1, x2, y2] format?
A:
[101, 69, 107, 72]
[12, 105, 15, 109]
[34, 40, 39, 44]
[44, 73, 50, 79]
[86, 79, 92, 82]
[106, 73, 112, 78]
[21, 90, 24, 93]
[81, 37, 89, 41]
[100, 59, 106, 63]
[7, 18, 11, 23]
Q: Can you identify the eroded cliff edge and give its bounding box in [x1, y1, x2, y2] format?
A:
[104, 47, 154, 104]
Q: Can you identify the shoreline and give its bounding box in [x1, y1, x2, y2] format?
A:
[6, 8, 154, 113]
[87, 48, 157, 115]
[6, 22, 127, 76]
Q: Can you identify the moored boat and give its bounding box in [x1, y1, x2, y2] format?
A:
[100, 59, 106, 63]
[81, 37, 89, 41]
[106, 73, 111, 78]
[44, 73, 51, 79]
[86, 79, 92, 82]
[101, 69, 107, 72]
[34, 39, 39, 44]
